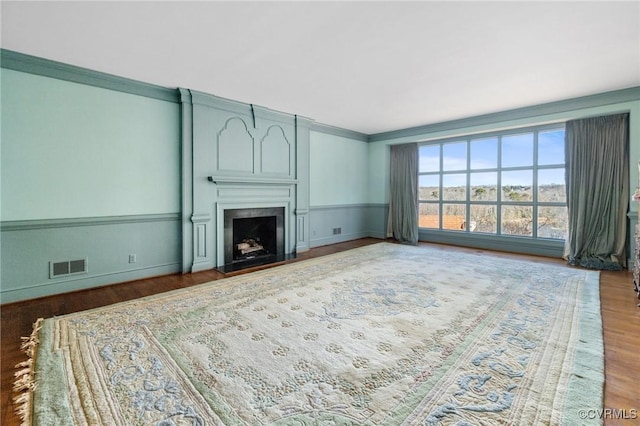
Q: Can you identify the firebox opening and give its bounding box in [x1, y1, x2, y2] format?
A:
[222, 207, 287, 271]
[233, 216, 276, 262]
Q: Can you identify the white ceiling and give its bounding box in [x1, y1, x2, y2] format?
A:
[2, 1, 639, 135]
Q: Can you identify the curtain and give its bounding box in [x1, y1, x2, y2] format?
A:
[564, 113, 629, 270]
[388, 143, 419, 245]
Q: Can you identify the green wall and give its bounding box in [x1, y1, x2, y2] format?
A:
[1, 49, 638, 302]
[309, 131, 369, 206]
[1, 68, 180, 221]
[308, 130, 386, 246]
[1, 66, 182, 303]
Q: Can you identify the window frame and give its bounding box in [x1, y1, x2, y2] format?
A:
[417, 123, 567, 251]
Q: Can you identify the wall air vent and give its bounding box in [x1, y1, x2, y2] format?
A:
[50, 258, 88, 278]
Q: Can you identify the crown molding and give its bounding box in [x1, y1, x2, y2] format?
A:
[1, 49, 179, 103]
[3, 49, 638, 140]
[369, 86, 640, 142]
[310, 122, 369, 142]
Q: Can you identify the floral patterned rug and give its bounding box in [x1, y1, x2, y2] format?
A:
[17, 242, 603, 425]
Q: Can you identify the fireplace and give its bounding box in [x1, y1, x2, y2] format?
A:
[222, 207, 286, 271]
[180, 89, 311, 274]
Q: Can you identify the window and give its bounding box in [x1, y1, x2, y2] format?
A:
[418, 125, 567, 240]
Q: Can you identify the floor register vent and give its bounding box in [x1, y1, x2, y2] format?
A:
[50, 258, 88, 278]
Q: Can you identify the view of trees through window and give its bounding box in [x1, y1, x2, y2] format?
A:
[418, 126, 567, 240]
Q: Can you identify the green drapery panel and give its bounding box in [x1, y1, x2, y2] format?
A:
[388, 143, 419, 245]
[564, 113, 629, 270]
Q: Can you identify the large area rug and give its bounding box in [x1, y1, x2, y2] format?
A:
[16, 242, 603, 425]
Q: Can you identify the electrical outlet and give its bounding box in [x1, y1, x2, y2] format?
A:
[129, 254, 137, 263]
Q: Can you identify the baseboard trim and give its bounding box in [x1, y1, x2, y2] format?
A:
[0, 262, 182, 305]
[310, 232, 370, 248]
[366, 230, 388, 240]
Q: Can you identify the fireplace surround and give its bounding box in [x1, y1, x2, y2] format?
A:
[179, 89, 311, 274]
[223, 207, 285, 268]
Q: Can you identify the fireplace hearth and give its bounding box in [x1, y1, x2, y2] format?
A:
[220, 207, 292, 273]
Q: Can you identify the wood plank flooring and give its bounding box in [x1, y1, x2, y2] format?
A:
[2, 238, 639, 425]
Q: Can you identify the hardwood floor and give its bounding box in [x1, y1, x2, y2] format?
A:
[2, 238, 639, 425]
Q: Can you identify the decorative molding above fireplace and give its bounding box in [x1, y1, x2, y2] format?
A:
[179, 88, 312, 272]
[207, 176, 298, 185]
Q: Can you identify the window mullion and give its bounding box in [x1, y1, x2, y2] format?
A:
[533, 130, 539, 238]
[466, 139, 470, 233]
[439, 145, 443, 230]
[497, 134, 503, 236]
